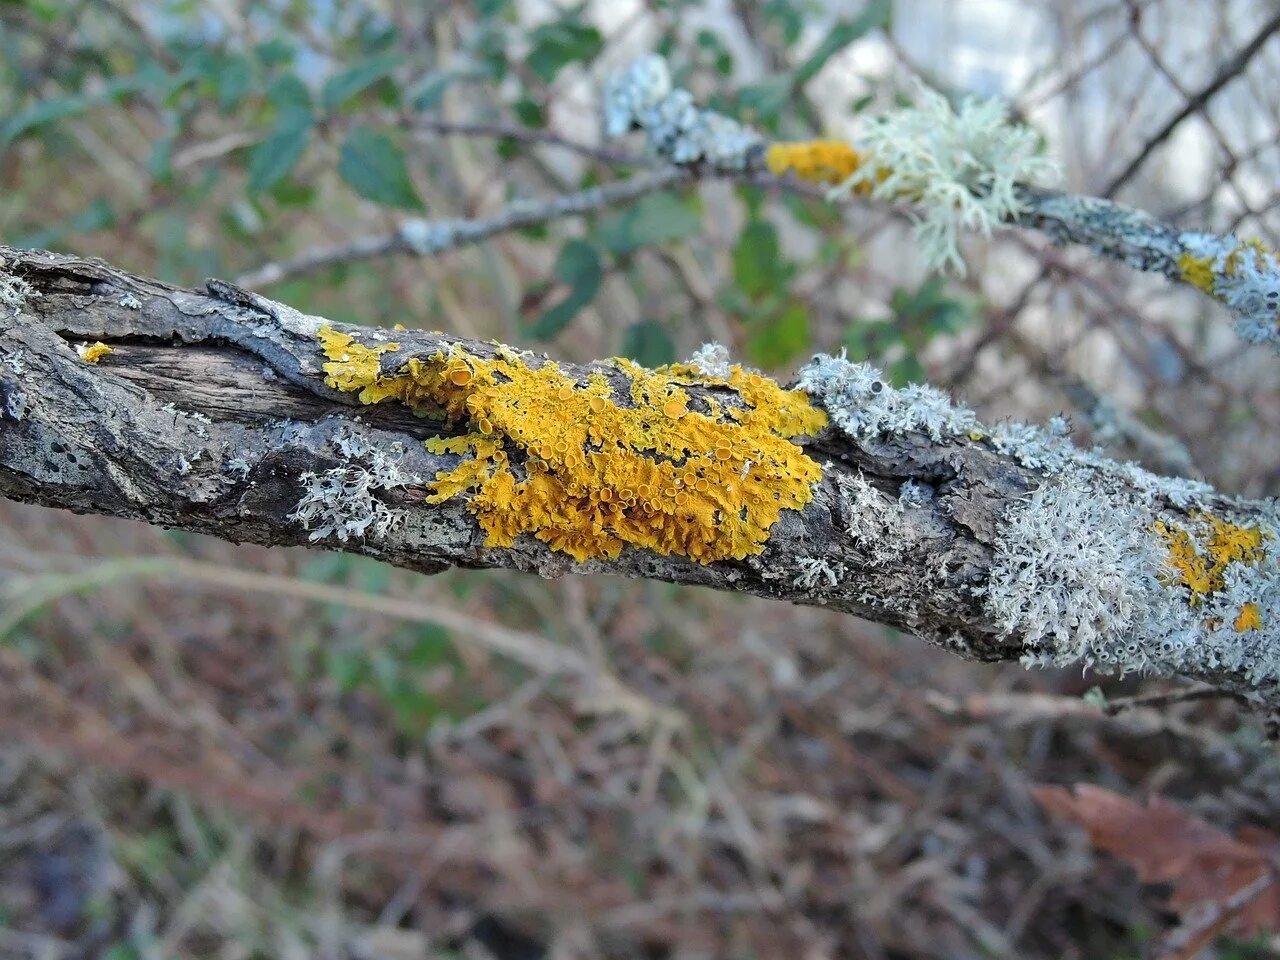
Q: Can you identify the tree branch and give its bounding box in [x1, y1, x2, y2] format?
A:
[2, 245, 1278, 712]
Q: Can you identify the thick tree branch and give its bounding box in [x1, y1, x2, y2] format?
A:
[1, 245, 1277, 712]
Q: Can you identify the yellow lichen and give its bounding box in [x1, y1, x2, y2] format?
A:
[1179, 238, 1280, 295]
[76, 341, 114, 363]
[1235, 601, 1263, 633]
[766, 141, 869, 188]
[317, 326, 827, 564]
[1176, 252, 1216, 294]
[1154, 513, 1267, 604]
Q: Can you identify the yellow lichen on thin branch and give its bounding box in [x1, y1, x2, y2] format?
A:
[316, 326, 827, 564]
[766, 141, 869, 188]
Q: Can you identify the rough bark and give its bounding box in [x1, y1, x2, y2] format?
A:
[1, 245, 1275, 709]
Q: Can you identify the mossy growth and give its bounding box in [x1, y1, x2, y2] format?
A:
[1154, 512, 1268, 631]
[316, 327, 827, 564]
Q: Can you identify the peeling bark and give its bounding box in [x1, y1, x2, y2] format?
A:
[1, 245, 1276, 709]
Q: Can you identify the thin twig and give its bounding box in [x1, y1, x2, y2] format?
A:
[235, 167, 690, 288]
[1103, 7, 1280, 197]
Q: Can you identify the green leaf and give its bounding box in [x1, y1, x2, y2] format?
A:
[0, 94, 89, 144]
[322, 53, 404, 111]
[747, 300, 810, 368]
[513, 96, 544, 128]
[621, 319, 676, 367]
[793, 0, 892, 87]
[337, 127, 424, 210]
[247, 125, 309, 193]
[553, 237, 602, 289]
[267, 73, 313, 129]
[528, 238, 601, 340]
[411, 71, 455, 111]
[215, 54, 252, 110]
[14, 198, 116, 248]
[598, 192, 701, 255]
[732, 220, 781, 299]
[526, 17, 603, 83]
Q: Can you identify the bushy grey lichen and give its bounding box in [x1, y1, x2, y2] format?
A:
[795, 352, 980, 442]
[985, 475, 1280, 689]
[840, 472, 909, 567]
[0, 269, 38, 317]
[686, 342, 734, 379]
[602, 56, 763, 171]
[793, 556, 846, 590]
[831, 83, 1061, 275]
[290, 432, 417, 543]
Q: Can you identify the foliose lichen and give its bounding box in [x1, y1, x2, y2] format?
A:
[314, 326, 826, 564]
[602, 56, 764, 171]
[0, 266, 38, 317]
[1177, 232, 1280, 346]
[290, 430, 417, 543]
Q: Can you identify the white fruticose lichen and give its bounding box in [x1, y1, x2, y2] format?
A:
[840, 473, 908, 567]
[602, 56, 763, 171]
[798, 351, 1225, 511]
[290, 434, 417, 543]
[119, 292, 142, 310]
[0, 270, 38, 317]
[686, 342, 733, 379]
[831, 83, 1061, 275]
[793, 556, 847, 590]
[796, 351, 979, 441]
[225, 456, 251, 479]
[984, 476, 1280, 688]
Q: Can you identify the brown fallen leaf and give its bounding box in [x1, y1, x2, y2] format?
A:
[1034, 783, 1280, 959]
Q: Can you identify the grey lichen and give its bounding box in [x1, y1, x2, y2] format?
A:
[602, 56, 763, 171]
[0, 267, 38, 317]
[1021, 193, 1280, 348]
[290, 432, 418, 543]
[840, 473, 909, 567]
[797, 351, 1220, 508]
[984, 475, 1280, 690]
[793, 556, 847, 590]
[830, 83, 1061, 275]
[795, 352, 979, 441]
[686, 342, 733, 379]
[399, 218, 458, 255]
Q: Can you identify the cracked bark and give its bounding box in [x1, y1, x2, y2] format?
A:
[0, 244, 1271, 696]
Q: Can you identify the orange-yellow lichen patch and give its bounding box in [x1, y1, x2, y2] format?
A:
[318, 327, 401, 396]
[1235, 602, 1263, 633]
[1178, 238, 1280, 296]
[1176, 252, 1216, 294]
[76, 341, 113, 363]
[766, 141, 868, 187]
[317, 326, 827, 564]
[1155, 513, 1268, 632]
[1155, 513, 1266, 602]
